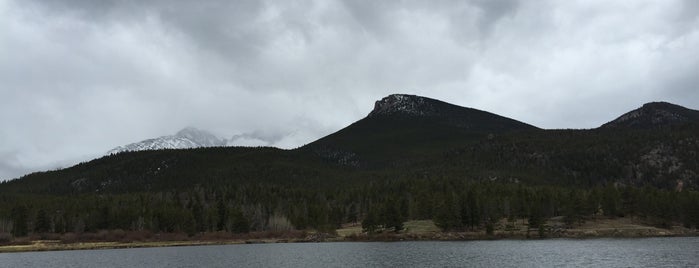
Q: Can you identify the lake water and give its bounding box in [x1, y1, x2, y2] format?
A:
[2, 237, 698, 267]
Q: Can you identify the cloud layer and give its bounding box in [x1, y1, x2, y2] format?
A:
[2, 0, 699, 180]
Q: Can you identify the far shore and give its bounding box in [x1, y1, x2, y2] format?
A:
[1, 218, 697, 253]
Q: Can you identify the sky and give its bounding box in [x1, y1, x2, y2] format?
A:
[1, 0, 699, 180]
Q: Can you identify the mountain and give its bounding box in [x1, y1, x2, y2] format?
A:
[2, 94, 699, 238]
[3, 95, 698, 195]
[600, 102, 699, 129]
[366, 94, 537, 131]
[175, 127, 227, 147]
[305, 94, 537, 167]
[107, 127, 226, 154]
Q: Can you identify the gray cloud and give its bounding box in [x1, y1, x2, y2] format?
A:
[1, 0, 698, 180]
[0, 151, 27, 180]
[473, 0, 520, 36]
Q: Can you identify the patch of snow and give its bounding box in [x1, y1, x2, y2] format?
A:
[107, 127, 226, 154]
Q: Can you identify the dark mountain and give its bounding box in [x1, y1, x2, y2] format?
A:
[305, 94, 537, 167]
[366, 94, 537, 131]
[600, 102, 699, 129]
[2, 95, 698, 195]
[2, 95, 699, 237]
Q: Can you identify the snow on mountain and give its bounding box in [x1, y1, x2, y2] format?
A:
[107, 127, 226, 154]
[175, 127, 226, 147]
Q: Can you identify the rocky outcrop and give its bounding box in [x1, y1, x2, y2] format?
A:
[601, 102, 699, 129]
[368, 94, 440, 117]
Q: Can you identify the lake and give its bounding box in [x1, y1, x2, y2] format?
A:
[2, 237, 698, 267]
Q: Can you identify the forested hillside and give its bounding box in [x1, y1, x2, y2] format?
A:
[1, 95, 698, 239]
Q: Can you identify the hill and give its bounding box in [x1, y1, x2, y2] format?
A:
[3, 95, 699, 194]
[601, 102, 699, 129]
[305, 94, 537, 168]
[1, 94, 698, 240]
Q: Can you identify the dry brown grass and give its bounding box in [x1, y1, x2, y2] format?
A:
[404, 220, 440, 234]
[1, 218, 695, 253]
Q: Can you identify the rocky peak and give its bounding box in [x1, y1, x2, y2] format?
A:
[175, 127, 225, 147]
[601, 101, 699, 129]
[368, 94, 439, 117]
[107, 127, 226, 155]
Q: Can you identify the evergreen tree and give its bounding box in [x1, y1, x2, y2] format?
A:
[460, 190, 480, 230]
[34, 209, 51, 233]
[362, 207, 380, 234]
[11, 205, 28, 237]
[382, 202, 404, 233]
[563, 190, 584, 226]
[601, 185, 621, 217]
[231, 208, 250, 233]
[191, 200, 205, 232]
[434, 193, 461, 231]
[528, 204, 543, 229]
[216, 198, 227, 231]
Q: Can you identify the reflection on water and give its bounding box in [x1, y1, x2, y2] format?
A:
[2, 237, 698, 268]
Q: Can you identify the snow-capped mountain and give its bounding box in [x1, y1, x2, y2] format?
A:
[107, 127, 226, 154]
[175, 127, 226, 147]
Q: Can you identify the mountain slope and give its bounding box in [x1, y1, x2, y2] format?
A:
[305, 94, 538, 167]
[2, 95, 699, 239]
[600, 102, 699, 129]
[107, 127, 226, 154]
[366, 94, 537, 131]
[1, 95, 698, 195]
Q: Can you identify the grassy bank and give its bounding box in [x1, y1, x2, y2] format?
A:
[337, 217, 698, 241]
[0, 230, 310, 253]
[0, 240, 223, 253]
[2, 218, 697, 253]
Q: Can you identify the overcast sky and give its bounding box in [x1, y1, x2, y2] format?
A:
[1, 0, 698, 180]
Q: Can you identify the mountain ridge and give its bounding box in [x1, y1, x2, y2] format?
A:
[1, 94, 698, 242]
[103, 96, 699, 159]
[5, 94, 697, 193]
[107, 127, 226, 155]
[600, 101, 699, 129]
[305, 94, 540, 167]
[365, 94, 538, 131]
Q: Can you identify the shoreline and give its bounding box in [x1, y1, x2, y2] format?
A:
[2, 218, 697, 253]
[1, 233, 697, 254]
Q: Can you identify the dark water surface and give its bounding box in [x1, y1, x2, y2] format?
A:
[2, 237, 698, 267]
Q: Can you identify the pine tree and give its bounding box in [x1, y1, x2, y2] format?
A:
[191, 200, 205, 232]
[216, 198, 227, 231]
[11, 205, 28, 237]
[231, 208, 250, 233]
[383, 202, 404, 233]
[34, 209, 51, 233]
[362, 207, 380, 234]
[434, 193, 461, 231]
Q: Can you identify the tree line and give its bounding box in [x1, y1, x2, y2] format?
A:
[2, 178, 698, 238]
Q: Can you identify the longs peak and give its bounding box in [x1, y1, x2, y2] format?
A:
[107, 127, 226, 155]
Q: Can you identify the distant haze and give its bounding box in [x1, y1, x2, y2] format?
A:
[1, 0, 699, 180]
